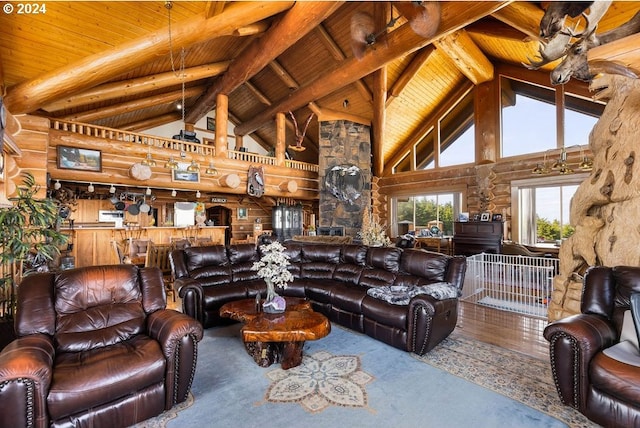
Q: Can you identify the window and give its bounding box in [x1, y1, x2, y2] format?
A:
[393, 192, 462, 237]
[501, 77, 604, 158]
[394, 89, 474, 173]
[511, 175, 586, 245]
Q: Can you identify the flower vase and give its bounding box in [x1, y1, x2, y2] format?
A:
[262, 279, 286, 313]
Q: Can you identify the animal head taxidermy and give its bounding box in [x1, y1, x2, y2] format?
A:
[350, 2, 441, 60]
[288, 111, 314, 152]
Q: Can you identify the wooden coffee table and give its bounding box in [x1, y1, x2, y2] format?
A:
[220, 297, 330, 369]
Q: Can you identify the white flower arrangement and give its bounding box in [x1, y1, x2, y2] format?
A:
[251, 241, 294, 290]
[358, 209, 391, 247]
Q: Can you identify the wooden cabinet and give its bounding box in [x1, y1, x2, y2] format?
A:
[452, 221, 503, 256]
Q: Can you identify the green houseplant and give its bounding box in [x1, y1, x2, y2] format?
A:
[0, 173, 68, 346]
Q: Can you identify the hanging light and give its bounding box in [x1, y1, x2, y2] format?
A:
[87, 183, 94, 193]
[579, 146, 593, 171]
[54, 180, 61, 190]
[171, 189, 177, 197]
[109, 184, 116, 194]
[146, 187, 152, 196]
[205, 160, 218, 176]
[531, 151, 551, 175]
[551, 148, 569, 171]
[196, 190, 201, 198]
[164, 156, 178, 170]
[186, 159, 200, 172]
[141, 151, 156, 167]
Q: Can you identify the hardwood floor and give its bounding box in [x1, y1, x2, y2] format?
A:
[456, 300, 550, 361]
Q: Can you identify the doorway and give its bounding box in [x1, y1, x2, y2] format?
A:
[207, 206, 231, 246]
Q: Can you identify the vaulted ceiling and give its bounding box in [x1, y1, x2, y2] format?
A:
[1, 1, 639, 167]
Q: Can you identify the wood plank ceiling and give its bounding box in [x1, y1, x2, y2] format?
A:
[1, 1, 639, 169]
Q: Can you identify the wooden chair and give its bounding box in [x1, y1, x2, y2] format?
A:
[111, 240, 130, 264]
[145, 242, 175, 301]
[170, 236, 191, 250]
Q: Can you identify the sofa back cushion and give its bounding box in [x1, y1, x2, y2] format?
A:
[184, 245, 232, 285]
[54, 265, 145, 352]
[302, 244, 342, 264]
[400, 249, 449, 283]
[342, 244, 368, 265]
[228, 243, 261, 282]
[333, 264, 364, 284]
[366, 247, 402, 272]
[359, 268, 397, 288]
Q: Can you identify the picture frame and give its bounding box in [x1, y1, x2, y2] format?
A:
[459, 212, 469, 222]
[237, 207, 248, 220]
[492, 213, 503, 222]
[172, 162, 200, 183]
[206, 117, 215, 131]
[57, 146, 102, 172]
[480, 212, 491, 222]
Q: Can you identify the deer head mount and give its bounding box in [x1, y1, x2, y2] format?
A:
[288, 111, 314, 152]
[350, 2, 441, 60]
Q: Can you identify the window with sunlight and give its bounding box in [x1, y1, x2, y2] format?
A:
[394, 193, 460, 237]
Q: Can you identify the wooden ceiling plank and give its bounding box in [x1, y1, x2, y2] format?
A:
[315, 23, 373, 103]
[205, 1, 226, 18]
[186, 1, 343, 123]
[244, 81, 272, 106]
[43, 61, 231, 112]
[490, 1, 543, 41]
[4, 1, 295, 114]
[386, 46, 435, 107]
[62, 86, 204, 123]
[434, 30, 494, 85]
[235, 1, 511, 136]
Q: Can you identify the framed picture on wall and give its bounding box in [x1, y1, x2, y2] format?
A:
[492, 213, 503, 222]
[57, 146, 102, 172]
[459, 212, 469, 222]
[480, 212, 491, 222]
[172, 162, 200, 183]
[206, 117, 215, 131]
[237, 207, 248, 220]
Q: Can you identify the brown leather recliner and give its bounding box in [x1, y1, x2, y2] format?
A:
[0, 265, 203, 428]
[544, 266, 640, 428]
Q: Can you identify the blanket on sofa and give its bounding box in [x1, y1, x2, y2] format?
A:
[366, 282, 457, 305]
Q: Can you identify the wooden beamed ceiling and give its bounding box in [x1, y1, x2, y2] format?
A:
[2, 1, 639, 168]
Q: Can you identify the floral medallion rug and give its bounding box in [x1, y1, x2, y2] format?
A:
[258, 350, 375, 413]
[136, 324, 587, 428]
[414, 332, 599, 428]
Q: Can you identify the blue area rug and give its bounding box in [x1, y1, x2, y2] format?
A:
[135, 323, 597, 428]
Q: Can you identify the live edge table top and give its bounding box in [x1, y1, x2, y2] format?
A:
[220, 297, 330, 369]
[219, 297, 331, 343]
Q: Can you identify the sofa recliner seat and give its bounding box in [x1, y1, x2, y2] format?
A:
[171, 242, 466, 355]
[0, 265, 203, 428]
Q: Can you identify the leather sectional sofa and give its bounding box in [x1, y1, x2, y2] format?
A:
[171, 242, 466, 355]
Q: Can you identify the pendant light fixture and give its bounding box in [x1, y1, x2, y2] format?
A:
[205, 160, 218, 176]
[164, 156, 178, 170]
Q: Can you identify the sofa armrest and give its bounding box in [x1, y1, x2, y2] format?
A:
[407, 295, 458, 355]
[175, 277, 204, 324]
[543, 313, 617, 410]
[0, 334, 55, 428]
[148, 309, 203, 408]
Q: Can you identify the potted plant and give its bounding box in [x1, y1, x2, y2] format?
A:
[0, 172, 68, 348]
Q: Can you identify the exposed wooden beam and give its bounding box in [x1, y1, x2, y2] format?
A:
[43, 62, 231, 112]
[233, 22, 270, 37]
[372, 1, 389, 177]
[61, 86, 204, 123]
[434, 30, 494, 85]
[4, 1, 295, 114]
[386, 46, 435, 107]
[235, 1, 512, 136]
[186, 1, 343, 123]
[315, 23, 373, 103]
[308, 104, 370, 126]
[205, 1, 226, 18]
[466, 18, 530, 41]
[121, 113, 182, 133]
[491, 1, 543, 41]
[244, 81, 272, 106]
